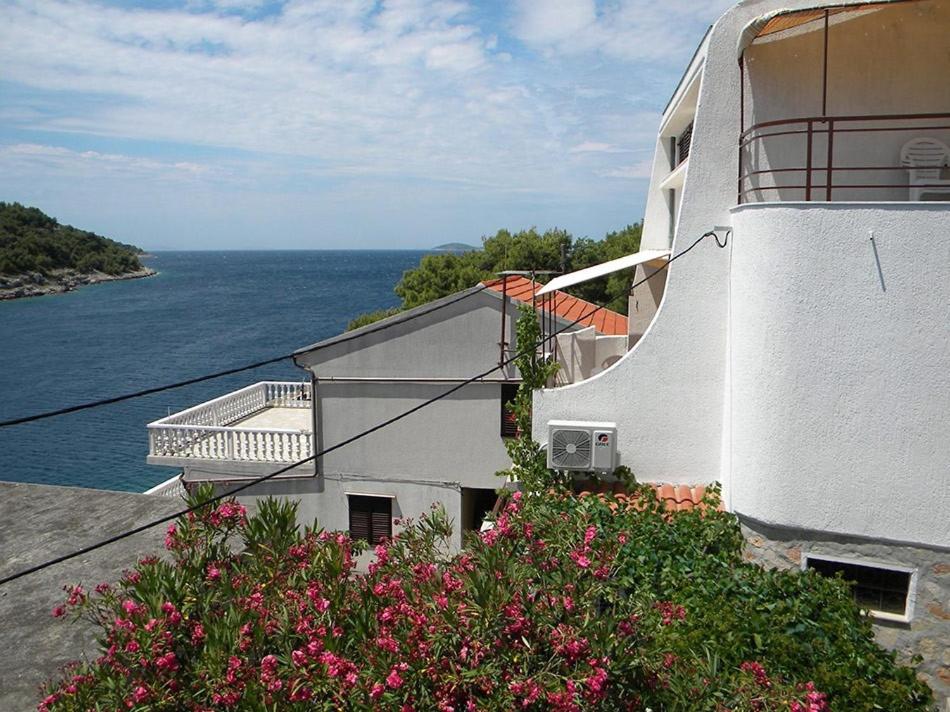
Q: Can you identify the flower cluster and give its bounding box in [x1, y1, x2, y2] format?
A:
[40, 485, 928, 710]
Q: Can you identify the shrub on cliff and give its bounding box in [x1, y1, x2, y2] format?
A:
[41, 485, 931, 711]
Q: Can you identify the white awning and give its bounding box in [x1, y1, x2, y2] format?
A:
[536, 250, 670, 296]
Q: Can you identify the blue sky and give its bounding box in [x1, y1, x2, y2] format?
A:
[0, 0, 728, 249]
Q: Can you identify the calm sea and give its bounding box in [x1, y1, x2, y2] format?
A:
[0, 251, 427, 492]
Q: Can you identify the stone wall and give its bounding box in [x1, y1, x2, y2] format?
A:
[740, 518, 950, 707]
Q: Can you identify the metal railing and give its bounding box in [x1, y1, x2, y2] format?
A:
[147, 381, 313, 463]
[738, 112, 950, 203]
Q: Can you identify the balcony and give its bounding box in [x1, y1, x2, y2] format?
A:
[147, 381, 313, 466]
[739, 113, 950, 204]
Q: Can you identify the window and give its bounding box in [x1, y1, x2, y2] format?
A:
[804, 555, 916, 621]
[347, 495, 392, 545]
[501, 383, 519, 438]
[677, 121, 693, 165]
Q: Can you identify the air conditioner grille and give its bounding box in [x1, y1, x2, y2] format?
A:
[551, 428, 592, 468]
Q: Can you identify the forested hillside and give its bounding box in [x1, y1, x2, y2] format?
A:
[348, 224, 642, 330]
[0, 202, 144, 276]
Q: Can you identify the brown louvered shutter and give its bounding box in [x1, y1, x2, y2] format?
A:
[348, 496, 372, 543]
[348, 495, 392, 544]
[370, 500, 392, 544]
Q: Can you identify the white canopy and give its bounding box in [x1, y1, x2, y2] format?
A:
[536, 249, 670, 296]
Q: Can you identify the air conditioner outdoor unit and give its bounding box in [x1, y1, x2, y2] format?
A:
[547, 420, 617, 472]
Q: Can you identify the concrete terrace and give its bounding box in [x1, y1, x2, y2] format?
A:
[0, 482, 181, 712]
[147, 381, 313, 467]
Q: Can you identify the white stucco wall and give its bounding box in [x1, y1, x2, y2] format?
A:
[534, 0, 949, 550]
[729, 203, 950, 548]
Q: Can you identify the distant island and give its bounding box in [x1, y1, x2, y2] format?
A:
[0, 202, 155, 300]
[432, 242, 478, 252]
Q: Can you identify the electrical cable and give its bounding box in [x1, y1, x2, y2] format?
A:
[0, 284, 488, 429]
[0, 229, 727, 586]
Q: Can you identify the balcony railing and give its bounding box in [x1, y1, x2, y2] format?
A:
[738, 112, 950, 203]
[147, 381, 313, 463]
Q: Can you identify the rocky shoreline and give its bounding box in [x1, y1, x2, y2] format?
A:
[0, 267, 157, 301]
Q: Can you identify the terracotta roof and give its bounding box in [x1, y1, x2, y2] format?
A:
[574, 479, 719, 513]
[481, 275, 628, 336]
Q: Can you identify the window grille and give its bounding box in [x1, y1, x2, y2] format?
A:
[348, 495, 392, 545]
[805, 556, 913, 617]
[501, 383, 520, 437]
[677, 122, 693, 165]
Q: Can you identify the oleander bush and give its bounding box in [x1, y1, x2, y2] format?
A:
[41, 484, 932, 711]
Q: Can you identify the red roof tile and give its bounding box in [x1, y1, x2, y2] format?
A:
[481, 275, 628, 336]
[574, 479, 719, 513]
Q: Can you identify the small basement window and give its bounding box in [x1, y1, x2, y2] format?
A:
[804, 555, 916, 622]
[501, 383, 520, 438]
[347, 495, 392, 545]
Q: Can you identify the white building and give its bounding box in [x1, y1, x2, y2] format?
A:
[147, 276, 628, 550]
[533, 0, 949, 700]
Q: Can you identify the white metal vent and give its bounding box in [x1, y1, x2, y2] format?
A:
[547, 420, 617, 472]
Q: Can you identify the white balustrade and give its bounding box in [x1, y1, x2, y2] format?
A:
[144, 473, 187, 498]
[147, 382, 313, 463]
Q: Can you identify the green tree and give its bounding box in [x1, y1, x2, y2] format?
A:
[0, 202, 144, 277]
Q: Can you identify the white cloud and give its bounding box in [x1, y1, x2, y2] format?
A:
[598, 158, 654, 179]
[0, 0, 721, 246]
[513, 0, 596, 45]
[511, 0, 731, 62]
[0, 143, 216, 181]
[569, 141, 637, 154]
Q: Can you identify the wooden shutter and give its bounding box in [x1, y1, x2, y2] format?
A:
[348, 495, 392, 544]
[349, 497, 371, 543]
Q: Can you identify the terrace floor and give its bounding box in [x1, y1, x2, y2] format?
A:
[232, 406, 312, 431]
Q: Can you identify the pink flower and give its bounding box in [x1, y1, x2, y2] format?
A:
[385, 662, 408, 689]
[131, 685, 149, 703]
[155, 652, 179, 672]
[569, 550, 591, 568]
[292, 650, 307, 667]
[206, 565, 221, 582]
[370, 682, 385, 700]
[584, 525, 597, 545]
[740, 660, 771, 688]
[164, 523, 177, 549]
[51, 605, 66, 618]
[261, 654, 279, 672]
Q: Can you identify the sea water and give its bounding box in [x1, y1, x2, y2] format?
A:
[0, 251, 426, 492]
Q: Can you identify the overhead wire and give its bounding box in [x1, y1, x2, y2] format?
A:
[0, 229, 727, 587]
[0, 284, 488, 429]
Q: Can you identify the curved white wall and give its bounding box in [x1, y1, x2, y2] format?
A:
[533, 1, 753, 485]
[533, 0, 949, 551]
[729, 203, 950, 548]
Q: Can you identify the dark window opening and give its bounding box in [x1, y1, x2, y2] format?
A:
[501, 383, 520, 438]
[461, 488, 498, 533]
[677, 121, 693, 165]
[806, 557, 911, 616]
[348, 495, 392, 545]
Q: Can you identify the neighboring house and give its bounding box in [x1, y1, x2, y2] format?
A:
[533, 0, 949, 700]
[146, 277, 627, 550]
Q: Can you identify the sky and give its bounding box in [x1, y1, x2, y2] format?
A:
[0, 0, 729, 250]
